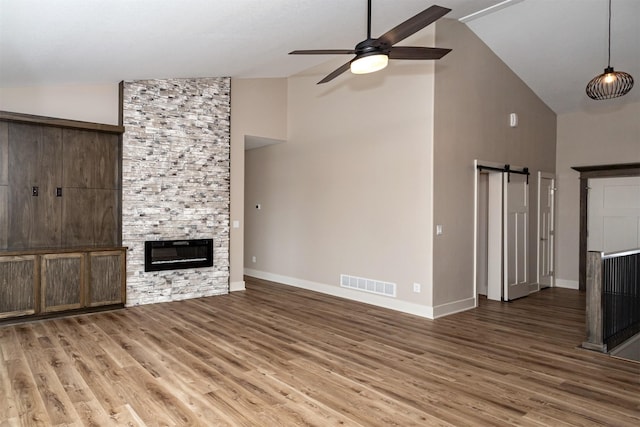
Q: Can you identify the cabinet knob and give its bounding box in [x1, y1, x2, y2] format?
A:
[32, 186, 39, 196]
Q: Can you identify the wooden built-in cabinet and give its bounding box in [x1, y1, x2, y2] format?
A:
[0, 111, 126, 322]
[88, 250, 126, 307]
[41, 252, 84, 313]
[2, 120, 121, 250]
[0, 247, 126, 320]
[0, 255, 38, 318]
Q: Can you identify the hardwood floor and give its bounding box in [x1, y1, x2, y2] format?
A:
[1, 277, 639, 426]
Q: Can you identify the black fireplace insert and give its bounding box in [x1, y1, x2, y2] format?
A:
[144, 239, 213, 272]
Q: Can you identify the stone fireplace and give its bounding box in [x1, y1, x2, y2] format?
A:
[121, 78, 230, 305]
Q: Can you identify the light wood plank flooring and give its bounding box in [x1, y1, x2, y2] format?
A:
[1, 277, 639, 426]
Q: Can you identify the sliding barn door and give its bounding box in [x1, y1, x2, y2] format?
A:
[503, 173, 529, 301]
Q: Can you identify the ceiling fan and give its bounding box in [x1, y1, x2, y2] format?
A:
[289, 1, 452, 84]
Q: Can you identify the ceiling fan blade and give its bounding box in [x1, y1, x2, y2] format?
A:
[388, 46, 452, 60]
[318, 61, 352, 84]
[379, 5, 451, 46]
[289, 49, 355, 55]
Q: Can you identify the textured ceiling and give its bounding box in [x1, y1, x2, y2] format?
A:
[1, 0, 638, 114]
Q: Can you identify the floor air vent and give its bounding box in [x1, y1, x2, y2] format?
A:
[340, 274, 396, 297]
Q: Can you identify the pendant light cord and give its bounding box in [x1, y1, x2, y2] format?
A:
[367, 0, 372, 39]
[607, 0, 612, 67]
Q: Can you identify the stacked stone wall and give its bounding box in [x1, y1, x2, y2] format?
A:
[122, 78, 230, 305]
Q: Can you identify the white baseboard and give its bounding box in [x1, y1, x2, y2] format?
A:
[229, 280, 246, 292]
[433, 297, 476, 318]
[555, 279, 579, 290]
[244, 268, 434, 319]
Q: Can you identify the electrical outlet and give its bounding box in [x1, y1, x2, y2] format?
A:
[252, 256, 257, 263]
[413, 283, 421, 293]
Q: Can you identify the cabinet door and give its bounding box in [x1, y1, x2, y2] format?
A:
[61, 130, 120, 247]
[41, 253, 84, 313]
[0, 255, 38, 318]
[94, 189, 119, 246]
[61, 188, 95, 247]
[61, 188, 119, 247]
[94, 132, 120, 190]
[63, 129, 119, 189]
[0, 185, 7, 250]
[0, 122, 8, 185]
[8, 123, 62, 248]
[0, 123, 7, 249]
[88, 250, 125, 306]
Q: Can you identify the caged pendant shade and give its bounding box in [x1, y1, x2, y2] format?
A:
[586, 0, 634, 100]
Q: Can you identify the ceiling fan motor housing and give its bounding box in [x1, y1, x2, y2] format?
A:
[355, 38, 391, 59]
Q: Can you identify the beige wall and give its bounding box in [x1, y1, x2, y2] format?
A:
[433, 20, 557, 307]
[555, 101, 640, 287]
[244, 31, 438, 316]
[0, 84, 119, 125]
[230, 78, 287, 291]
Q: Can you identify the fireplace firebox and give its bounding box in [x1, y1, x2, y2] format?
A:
[144, 239, 213, 272]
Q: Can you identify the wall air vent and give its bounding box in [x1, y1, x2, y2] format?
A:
[340, 274, 396, 298]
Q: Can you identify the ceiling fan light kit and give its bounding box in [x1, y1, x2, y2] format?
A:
[351, 53, 389, 74]
[290, 1, 451, 84]
[586, 0, 634, 100]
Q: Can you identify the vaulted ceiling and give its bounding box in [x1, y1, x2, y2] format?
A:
[1, 0, 638, 114]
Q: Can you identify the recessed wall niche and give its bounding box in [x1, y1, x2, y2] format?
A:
[121, 78, 231, 305]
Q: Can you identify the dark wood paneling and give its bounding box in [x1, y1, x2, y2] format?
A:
[94, 189, 119, 246]
[63, 129, 95, 188]
[578, 177, 588, 291]
[63, 130, 120, 190]
[0, 255, 37, 318]
[4, 116, 121, 250]
[61, 188, 94, 247]
[0, 186, 7, 250]
[89, 251, 124, 306]
[8, 124, 62, 249]
[40, 126, 64, 188]
[62, 188, 119, 247]
[0, 246, 126, 257]
[572, 163, 640, 176]
[94, 132, 120, 189]
[0, 121, 7, 185]
[0, 110, 124, 134]
[41, 253, 83, 312]
[9, 123, 41, 186]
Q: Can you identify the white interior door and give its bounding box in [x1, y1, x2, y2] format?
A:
[476, 173, 489, 296]
[487, 172, 503, 301]
[588, 176, 640, 252]
[537, 172, 555, 288]
[503, 172, 529, 301]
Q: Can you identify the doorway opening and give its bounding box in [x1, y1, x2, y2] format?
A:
[474, 160, 532, 302]
[537, 171, 556, 289]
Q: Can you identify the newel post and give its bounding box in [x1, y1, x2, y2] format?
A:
[582, 251, 606, 352]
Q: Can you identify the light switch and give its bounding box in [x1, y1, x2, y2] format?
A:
[233, 220, 240, 228]
[436, 224, 443, 235]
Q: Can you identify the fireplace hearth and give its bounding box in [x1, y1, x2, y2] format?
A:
[145, 239, 214, 272]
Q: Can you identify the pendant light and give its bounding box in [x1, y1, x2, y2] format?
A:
[586, 0, 634, 100]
